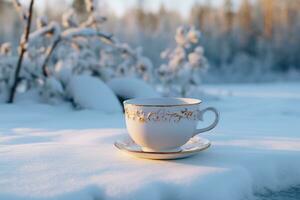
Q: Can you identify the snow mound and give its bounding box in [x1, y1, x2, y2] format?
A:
[67, 75, 122, 113]
[0, 83, 300, 200]
[107, 77, 160, 100]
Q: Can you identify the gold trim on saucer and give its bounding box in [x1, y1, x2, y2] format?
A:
[114, 136, 211, 160]
[114, 142, 211, 155]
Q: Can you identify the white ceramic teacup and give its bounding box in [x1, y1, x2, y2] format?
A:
[123, 98, 219, 152]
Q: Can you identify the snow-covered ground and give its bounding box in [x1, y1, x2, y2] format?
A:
[0, 83, 299, 200]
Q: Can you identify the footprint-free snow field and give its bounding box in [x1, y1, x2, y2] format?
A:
[0, 83, 299, 200]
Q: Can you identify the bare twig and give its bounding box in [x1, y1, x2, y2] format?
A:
[41, 37, 61, 77]
[7, 0, 34, 103]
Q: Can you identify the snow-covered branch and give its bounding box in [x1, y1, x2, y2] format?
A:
[40, 27, 113, 77]
[61, 28, 113, 41]
[29, 22, 61, 43]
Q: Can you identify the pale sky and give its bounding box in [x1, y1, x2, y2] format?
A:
[21, 0, 242, 18]
[104, 0, 226, 18]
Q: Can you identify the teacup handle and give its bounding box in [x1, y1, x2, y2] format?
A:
[193, 107, 219, 136]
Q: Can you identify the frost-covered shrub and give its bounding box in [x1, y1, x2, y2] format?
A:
[33, 11, 154, 104]
[157, 26, 208, 97]
[0, 0, 154, 106]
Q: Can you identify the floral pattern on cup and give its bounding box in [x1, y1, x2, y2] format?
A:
[124, 106, 202, 123]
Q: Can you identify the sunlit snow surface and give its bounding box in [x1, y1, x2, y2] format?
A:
[0, 83, 299, 200]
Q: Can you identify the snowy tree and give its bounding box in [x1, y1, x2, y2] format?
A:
[157, 26, 208, 97]
[0, 0, 154, 105]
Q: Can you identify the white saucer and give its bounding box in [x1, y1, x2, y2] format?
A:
[114, 136, 211, 160]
